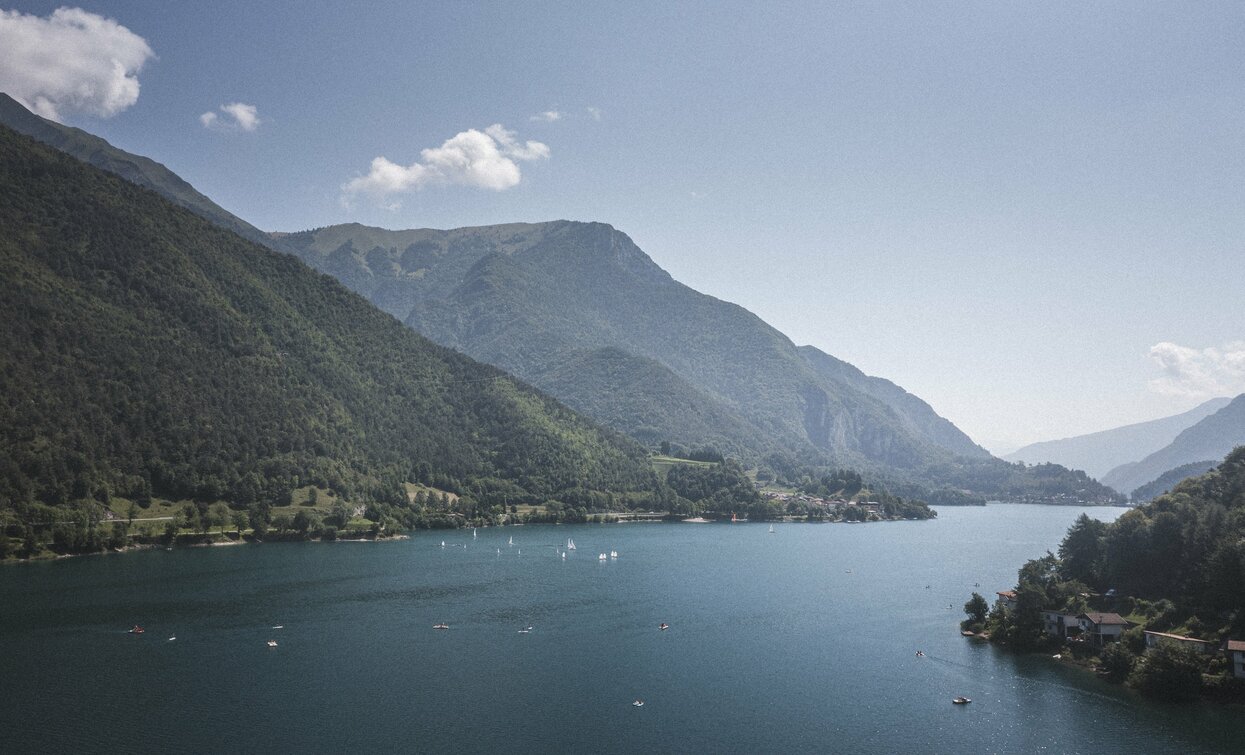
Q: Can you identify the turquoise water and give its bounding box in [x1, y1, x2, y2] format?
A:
[2, 505, 1242, 754]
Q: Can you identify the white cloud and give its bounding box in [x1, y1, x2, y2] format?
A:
[0, 7, 154, 122]
[200, 102, 260, 132]
[586, 106, 602, 121]
[530, 110, 563, 122]
[342, 124, 549, 207]
[1148, 341, 1245, 397]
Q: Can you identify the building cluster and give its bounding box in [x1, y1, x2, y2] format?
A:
[994, 591, 1245, 679]
[761, 491, 881, 513]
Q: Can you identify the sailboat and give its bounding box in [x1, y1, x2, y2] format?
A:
[768, 524, 775, 534]
[473, 528, 478, 539]
[567, 538, 576, 550]
[610, 550, 618, 559]
[508, 535, 514, 546]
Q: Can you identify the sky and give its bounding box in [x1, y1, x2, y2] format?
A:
[2, 1, 1243, 454]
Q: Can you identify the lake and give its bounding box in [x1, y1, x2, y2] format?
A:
[2, 504, 1242, 754]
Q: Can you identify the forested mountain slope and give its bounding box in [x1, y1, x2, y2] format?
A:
[281, 221, 988, 473]
[0, 94, 1115, 503]
[0, 125, 660, 519]
[0, 92, 275, 250]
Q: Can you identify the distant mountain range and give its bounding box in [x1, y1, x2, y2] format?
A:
[0, 123, 660, 512]
[0, 92, 1121, 503]
[1101, 394, 1245, 497]
[1004, 396, 1231, 479]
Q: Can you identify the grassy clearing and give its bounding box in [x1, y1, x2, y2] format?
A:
[650, 454, 716, 479]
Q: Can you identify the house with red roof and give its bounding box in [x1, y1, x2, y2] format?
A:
[1077, 612, 1128, 646]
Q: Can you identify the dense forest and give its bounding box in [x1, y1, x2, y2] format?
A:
[0, 124, 671, 554]
[971, 446, 1245, 700]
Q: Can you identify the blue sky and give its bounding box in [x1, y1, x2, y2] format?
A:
[3, 1, 1243, 453]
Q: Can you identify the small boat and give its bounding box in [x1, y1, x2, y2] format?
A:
[561, 551, 566, 559]
[433, 623, 449, 630]
[659, 623, 669, 631]
[509, 536, 514, 546]
[567, 538, 576, 550]
[952, 697, 971, 705]
[168, 636, 176, 642]
[272, 625, 284, 630]
[518, 626, 533, 634]
[266, 640, 278, 648]
[610, 550, 618, 558]
[599, 553, 607, 561]
[473, 528, 478, 539]
[916, 651, 925, 657]
[768, 524, 775, 533]
[128, 625, 145, 634]
[440, 541, 445, 548]
[632, 700, 644, 707]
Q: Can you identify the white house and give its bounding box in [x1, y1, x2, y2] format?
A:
[1227, 640, 1245, 679]
[1041, 610, 1080, 638]
[1143, 630, 1215, 655]
[1077, 612, 1128, 646]
[996, 590, 1017, 612]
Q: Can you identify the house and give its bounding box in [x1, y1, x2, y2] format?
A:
[1227, 640, 1245, 679]
[1144, 631, 1215, 655]
[995, 590, 1017, 612]
[1077, 612, 1129, 646]
[1041, 610, 1081, 638]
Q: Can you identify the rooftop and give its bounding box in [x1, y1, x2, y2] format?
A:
[1079, 612, 1128, 626]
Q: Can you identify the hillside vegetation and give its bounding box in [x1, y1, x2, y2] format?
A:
[0, 124, 665, 553]
[979, 445, 1245, 700]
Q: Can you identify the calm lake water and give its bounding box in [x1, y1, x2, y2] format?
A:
[3, 504, 1243, 754]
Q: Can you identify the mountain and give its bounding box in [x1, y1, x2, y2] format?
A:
[1129, 460, 1218, 503]
[0, 123, 661, 522]
[797, 346, 988, 459]
[0, 92, 277, 250]
[278, 221, 991, 476]
[1004, 396, 1232, 479]
[1101, 394, 1245, 497]
[0, 94, 1113, 503]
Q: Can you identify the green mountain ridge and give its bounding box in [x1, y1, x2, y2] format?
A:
[1130, 460, 1219, 503]
[0, 124, 661, 521]
[0, 93, 1119, 503]
[0, 93, 276, 250]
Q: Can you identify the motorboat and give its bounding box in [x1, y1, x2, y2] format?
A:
[128, 625, 145, 634]
[433, 623, 449, 630]
[266, 640, 278, 647]
[659, 623, 669, 631]
[952, 697, 971, 705]
[632, 700, 644, 707]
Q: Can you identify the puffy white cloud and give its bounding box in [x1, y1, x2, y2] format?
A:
[1148, 340, 1245, 397]
[0, 7, 154, 122]
[200, 102, 261, 132]
[530, 110, 563, 122]
[342, 124, 549, 206]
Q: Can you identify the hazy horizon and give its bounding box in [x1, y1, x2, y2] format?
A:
[3, 1, 1242, 452]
